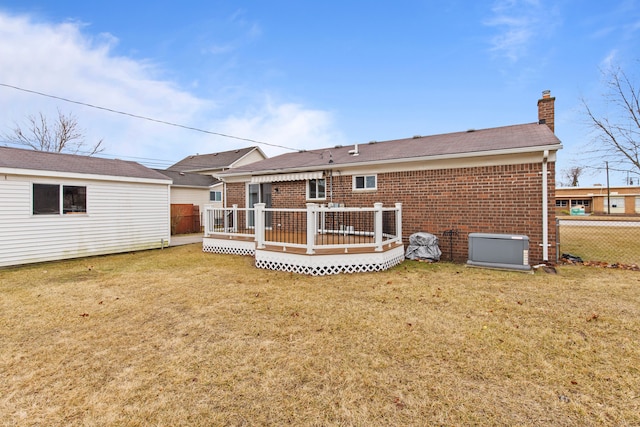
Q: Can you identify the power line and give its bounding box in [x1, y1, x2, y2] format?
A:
[0, 82, 299, 152]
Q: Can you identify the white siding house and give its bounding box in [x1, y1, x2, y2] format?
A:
[0, 147, 172, 268]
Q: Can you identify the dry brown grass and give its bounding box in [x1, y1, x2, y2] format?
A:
[559, 223, 640, 265]
[1, 245, 639, 426]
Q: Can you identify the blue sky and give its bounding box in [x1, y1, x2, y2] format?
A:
[0, 0, 639, 185]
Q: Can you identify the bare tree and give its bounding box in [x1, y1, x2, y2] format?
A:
[3, 110, 104, 155]
[582, 64, 640, 179]
[562, 166, 584, 187]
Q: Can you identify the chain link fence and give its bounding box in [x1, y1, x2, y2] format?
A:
[556, 218, 640, 267]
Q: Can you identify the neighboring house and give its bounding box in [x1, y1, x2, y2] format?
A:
[167, 146, 267, 175]
[556, 185, 640, 215]
[154, 169, 219, 234]
[216, 91, 562, 265]
[161, 147, 267, 233]
[0, 146, 172, 268]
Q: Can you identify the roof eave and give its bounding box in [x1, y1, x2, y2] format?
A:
[216, 144, 563, 180]
[0, 167, 173, 185]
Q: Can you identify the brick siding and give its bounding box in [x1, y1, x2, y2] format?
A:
[225, 161, 557, 264]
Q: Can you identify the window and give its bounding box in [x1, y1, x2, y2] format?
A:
[210, 191, 222, 202]
[33, 184, 87, 215]
[556, 200, 568, 207]
[353, 174, 377, 190]
[33, 184, 59, 215]
[63, 186, 86, 213]
[307, 178, 326, 200]
[571, 199, 590, 207]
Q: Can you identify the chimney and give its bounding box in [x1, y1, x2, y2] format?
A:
[537, 89, 555, 133]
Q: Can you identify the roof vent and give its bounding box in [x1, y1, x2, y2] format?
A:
[412, 135, 422, 139]
[348, 144, 359, 156]
[466, 129, 476, 133]
[368, 140, 377, 144]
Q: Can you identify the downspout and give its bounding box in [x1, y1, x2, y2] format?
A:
[542, 150, 549, 261]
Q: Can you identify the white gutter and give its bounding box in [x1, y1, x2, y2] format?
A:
[542, 150, 549, 261]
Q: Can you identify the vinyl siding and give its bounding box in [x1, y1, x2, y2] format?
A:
[170, 187, 210, 209]
[0, 174, 170, 267]
[234, 149, 267, 167]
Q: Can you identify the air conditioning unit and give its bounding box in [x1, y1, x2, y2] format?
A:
[467, 233, 531, 272]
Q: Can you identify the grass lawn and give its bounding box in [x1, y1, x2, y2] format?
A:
[1, 244, 639, 426]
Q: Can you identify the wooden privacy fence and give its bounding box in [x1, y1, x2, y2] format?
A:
[171, 204, 200, 235]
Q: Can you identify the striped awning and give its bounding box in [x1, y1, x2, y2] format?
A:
[250, 171, 323, 183]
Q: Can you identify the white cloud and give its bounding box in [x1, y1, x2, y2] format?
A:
[599, 49, 619, 70]
[484, 0, 548, 62]
[0, 11, 340, 166]
[213, 97, 346, 157]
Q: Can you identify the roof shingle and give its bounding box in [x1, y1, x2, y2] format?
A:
[167, 147, 258, 172]
[0, 146, 170, 181]
[221, 123, 562, 176]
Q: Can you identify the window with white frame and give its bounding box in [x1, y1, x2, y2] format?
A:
[33, 183, 87, 215]
[353, 174, 376, 191]
[210, 191, 222, 202]
[307, 178, 326, 200]
[556, 200, 568, 207]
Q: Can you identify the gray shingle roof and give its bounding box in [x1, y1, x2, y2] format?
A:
[167, 147, 258, 172]
[0, 146, 170, 181]
[155, 169, 219, 187]
[220, 123, 562, 176]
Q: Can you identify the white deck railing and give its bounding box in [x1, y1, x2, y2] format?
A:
[204, 202, 402, 254]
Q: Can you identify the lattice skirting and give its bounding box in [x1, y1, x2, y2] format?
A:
[202, 237, 255, 256]
[254, 245, 405, 276]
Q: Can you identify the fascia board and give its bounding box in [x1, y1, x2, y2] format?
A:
[0, 167, 173, 185]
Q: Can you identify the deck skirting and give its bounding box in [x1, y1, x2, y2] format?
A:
[255, 244, 405, 275]
[203, 237, 405, 275]
[203, 237, 255, 256]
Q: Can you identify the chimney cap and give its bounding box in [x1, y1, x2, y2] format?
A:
[542, 89, 551, 98]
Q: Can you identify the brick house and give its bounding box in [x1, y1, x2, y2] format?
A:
[216, 92, 562, 264]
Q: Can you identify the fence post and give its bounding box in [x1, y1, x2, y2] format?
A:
[374, 202, 383, 251]
[395, 202, 403, 244]
[254, 203, 266, 249]
[555, 217, 560, 264]
[306, 203, 317, 254]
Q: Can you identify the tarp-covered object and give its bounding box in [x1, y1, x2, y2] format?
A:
[405, 232, 442, 261]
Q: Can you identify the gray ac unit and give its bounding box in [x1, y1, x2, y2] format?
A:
[467, 233, 531, 272]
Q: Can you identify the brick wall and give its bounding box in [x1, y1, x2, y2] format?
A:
[225, 161, 557, 264]
[537, 96, 555, 133]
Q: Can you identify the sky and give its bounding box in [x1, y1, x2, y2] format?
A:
[0, 0, 639, 186]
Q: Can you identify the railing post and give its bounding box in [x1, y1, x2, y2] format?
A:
[254, 203, 266, 249]
[395, 202, 403, 244]
[229, 204, 237, 233]
[374, 202, 383, 251]
[306, 203, 317, 254]
[204, 205, 212, 236]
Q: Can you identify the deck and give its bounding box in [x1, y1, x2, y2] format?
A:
[202, 203, 405, 275]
